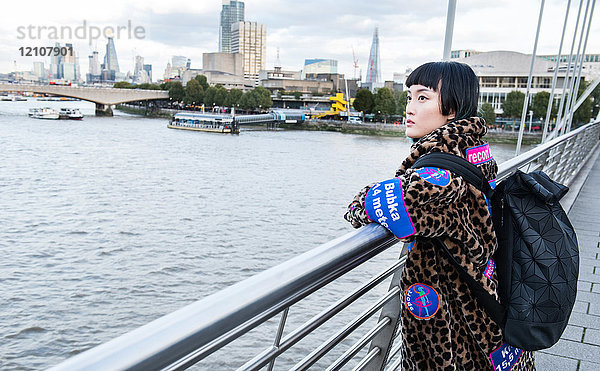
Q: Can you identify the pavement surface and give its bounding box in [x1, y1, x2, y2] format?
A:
[535, 151, 600, 370]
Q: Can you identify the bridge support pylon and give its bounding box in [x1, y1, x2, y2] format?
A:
[95, 103, 113, 116]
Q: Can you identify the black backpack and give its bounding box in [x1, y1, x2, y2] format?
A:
[412, 152, 579, 351]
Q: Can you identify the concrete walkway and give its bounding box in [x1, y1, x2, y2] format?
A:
[535, 151, 600, 370]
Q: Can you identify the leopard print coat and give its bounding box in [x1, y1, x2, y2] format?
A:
[345, 117, 535, 370]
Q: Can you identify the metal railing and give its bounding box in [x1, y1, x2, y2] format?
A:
[51, 121, 600, 371]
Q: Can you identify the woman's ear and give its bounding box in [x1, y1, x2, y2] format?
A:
[447, 110, 456, 121]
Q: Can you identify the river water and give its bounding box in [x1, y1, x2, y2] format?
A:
[0, 99, 529, 369]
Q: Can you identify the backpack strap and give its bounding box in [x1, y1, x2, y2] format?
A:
[431, 238, 506, 327]
[412, 152, 494, 199]
[411, 152, 506, 327]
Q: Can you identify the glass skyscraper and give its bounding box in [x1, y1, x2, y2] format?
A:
[366, 27, 381, 84]
[220, 1, 245, 53]
[103, 37, 120, 74]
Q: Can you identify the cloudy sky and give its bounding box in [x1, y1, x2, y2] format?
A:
[2, 0, 598, 81]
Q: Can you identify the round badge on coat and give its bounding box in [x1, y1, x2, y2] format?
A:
[404, 283, 440, 320]
[415, 167, 451, 187]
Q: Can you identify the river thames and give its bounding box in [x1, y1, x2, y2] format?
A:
[0, 99, 530, 369]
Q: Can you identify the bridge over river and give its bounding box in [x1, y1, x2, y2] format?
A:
[0, 83, 168, 116]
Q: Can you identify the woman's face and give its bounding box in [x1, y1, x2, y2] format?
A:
[405, 84, 455, 138]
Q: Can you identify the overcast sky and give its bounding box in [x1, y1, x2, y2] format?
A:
[2, 0, 598, 82]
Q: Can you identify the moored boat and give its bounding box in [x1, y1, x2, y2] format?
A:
[29, 107, 60, 120]
[1, 95, 26, 101]
[168, 112, 236, 134]
[59, 108, 84, 120]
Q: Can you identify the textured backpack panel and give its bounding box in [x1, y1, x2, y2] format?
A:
[493, 171, 579, 350]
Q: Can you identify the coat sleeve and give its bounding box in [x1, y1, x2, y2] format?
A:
[345, 167, 496, 266]
[344, 183, 375, 228]
[344, 168, 468, 239]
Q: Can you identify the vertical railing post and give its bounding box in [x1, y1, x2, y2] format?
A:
[361, 244, 409, 371]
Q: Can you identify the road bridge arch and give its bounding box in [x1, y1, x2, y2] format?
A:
[0, 83, 169, 116]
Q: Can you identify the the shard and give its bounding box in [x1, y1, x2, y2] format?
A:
[365, 27, 381, 84]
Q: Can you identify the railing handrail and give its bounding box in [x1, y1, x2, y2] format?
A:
[497, 120, 598, 178]
[50, 121, 600, 371]
[50, 223, 398, 370]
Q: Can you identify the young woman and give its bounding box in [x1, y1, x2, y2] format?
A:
[344, 62, 535, 370]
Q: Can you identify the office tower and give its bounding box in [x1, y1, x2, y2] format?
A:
[143, 64, 152, 82]
[134, 55, 149, 84]
[171, 56, 187, 69]
[88, 51, 101, 82]
[231, 21, 266, 84]
[103, 37, 120, 74]
[366, 27, 381, 84]
[61, 63, 76, 80]
[164, 62, 173, 80]
[62, 43, 77, 81]
[219, 0, 245, 53]
[134, 56, 144, 75]
[33, 61, 45, 80]
[89, 51, 101, 75]
[64, 43, 76, 64]
[50, 42, 62, 78]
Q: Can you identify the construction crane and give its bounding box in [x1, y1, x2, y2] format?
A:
[351, 46, 360, 81]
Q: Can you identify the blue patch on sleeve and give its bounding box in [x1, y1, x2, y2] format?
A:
[489, 343, 523, 371]
[415, 167, 451, 186]
[364, 178, 416, 239]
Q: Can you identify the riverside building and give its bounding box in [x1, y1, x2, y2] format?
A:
[231, 21, 266, 86]
[180, 52, 254, 91]
[302, 59, 338, 78]
[453, 50, 599, 114]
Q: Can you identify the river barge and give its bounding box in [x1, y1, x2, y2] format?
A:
[168, 113, 236, 133]
[168, 111, 305, 134]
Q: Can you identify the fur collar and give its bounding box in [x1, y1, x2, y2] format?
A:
[396, 117, 497, 179]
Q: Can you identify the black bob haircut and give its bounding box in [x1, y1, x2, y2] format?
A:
[406, 61, 479, 120]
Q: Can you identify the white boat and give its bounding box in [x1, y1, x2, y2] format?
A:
[59, 108, 84, 120]
[29, 107, 60, 120]
[1, 95, 26, 101]
[168, 112, 236, 134]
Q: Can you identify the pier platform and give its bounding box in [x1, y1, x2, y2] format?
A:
[535, 150, 600, 370]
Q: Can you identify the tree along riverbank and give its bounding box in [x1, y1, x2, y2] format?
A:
[115, 104, 173, 118]
[280, 120, 542, 144]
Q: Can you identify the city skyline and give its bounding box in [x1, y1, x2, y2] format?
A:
[2, 0, 599, 82]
